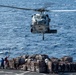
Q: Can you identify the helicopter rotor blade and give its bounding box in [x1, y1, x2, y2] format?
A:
[0, 5, 36, 11]
[0, 5, 76, 12]
[0, 5, 49, 12]
[50, 10, 76, 12]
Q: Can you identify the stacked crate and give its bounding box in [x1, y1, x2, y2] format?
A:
[8, 55, 76, 73]
[47, 61, 53, 73]
[30, 60, 37, 72]
[61, 56, 73, 62]
[59, 56, 73, 72]
[38, 60, 47, 73]
[21, 64, 27, 71]
[9, 59, 14, 69]
[26, 59, 31, 71]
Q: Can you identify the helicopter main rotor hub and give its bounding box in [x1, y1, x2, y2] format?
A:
[35, 8, 49, 13]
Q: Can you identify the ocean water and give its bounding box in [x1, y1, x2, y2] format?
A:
[0, 0, 76, 60]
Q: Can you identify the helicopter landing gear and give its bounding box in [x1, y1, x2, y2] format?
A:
[31, 28, 33, 32]
[42, 33, 45, 40]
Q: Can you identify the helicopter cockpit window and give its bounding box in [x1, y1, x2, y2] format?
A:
[34, 15, 46, 19]
[41, 16, 46, 19]
[34, 15, 41, 19]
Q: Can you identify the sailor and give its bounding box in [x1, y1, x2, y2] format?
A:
[1, 58, 4, 69]
[4, 56, 9, 69]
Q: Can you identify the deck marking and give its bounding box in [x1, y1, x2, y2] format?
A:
[16, 71, 30, 75]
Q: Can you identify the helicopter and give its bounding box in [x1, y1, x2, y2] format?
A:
[0, 5, 76, 40]
[31, 8, 57, 34]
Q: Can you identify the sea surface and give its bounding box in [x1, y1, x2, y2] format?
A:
[0, 0, 76, 61]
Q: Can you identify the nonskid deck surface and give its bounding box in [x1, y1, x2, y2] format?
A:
[0, 69, 76, 75]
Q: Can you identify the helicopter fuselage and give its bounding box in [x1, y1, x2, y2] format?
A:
[31, 13, 50, 33]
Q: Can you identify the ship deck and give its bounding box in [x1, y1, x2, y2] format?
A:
[0, 69, 76, 75]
